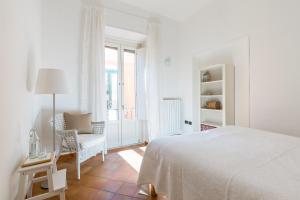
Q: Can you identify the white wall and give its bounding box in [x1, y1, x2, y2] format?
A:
[38, 0, 300, 144]
[0, 0, 41, 199]
[40, 0, 180, 146]
[191, 37, 250, 130]
[177, 0, 300, 136]
[41, 0, 81, 110]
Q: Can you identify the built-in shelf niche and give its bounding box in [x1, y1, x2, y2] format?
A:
[199, 64, 235, 131]
[200, 65, 223, 83]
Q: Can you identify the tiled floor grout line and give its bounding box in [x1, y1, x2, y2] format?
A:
[66, 183, 147, 200]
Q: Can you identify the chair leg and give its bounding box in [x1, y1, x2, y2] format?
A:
[104, 140, 108, 155]
[102, 146, 105, 162]
[102, 152, 105, 162]
[76, 152, 80, 180]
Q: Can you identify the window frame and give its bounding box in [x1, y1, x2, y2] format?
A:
[105, 40, 138, 121]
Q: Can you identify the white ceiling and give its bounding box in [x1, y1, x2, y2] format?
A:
[117, 0, 212, 21]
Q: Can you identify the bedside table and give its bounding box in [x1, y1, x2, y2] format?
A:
[18, 153, 67, 200]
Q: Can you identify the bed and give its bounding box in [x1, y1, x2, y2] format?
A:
[137, 126, 300, 200]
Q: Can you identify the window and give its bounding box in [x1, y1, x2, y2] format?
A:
[105, 45, 137, 121]
[123, 49, 136, 120]
[105, 46, 119, 121]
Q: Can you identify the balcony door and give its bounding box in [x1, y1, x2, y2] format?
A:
[105, 44, 140, 148]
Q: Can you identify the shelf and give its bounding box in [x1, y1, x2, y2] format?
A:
[201, 95, 223, 98]
[52, 169, 67, 191]
[199, 63, 234, 131]
[201, 80, 223, 85]
[201, 121, 222, 127]
[201, 108, 223, 112]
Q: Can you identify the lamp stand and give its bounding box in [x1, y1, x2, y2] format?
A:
[41, 93, 56, 190]
[52, 93, 56, 151]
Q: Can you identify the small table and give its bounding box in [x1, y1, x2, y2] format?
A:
[18, 153, 67, 200]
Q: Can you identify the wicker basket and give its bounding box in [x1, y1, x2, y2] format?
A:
[206, 101, 221, 110]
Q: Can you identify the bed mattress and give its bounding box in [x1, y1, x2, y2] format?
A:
[138, 126, 300, 200]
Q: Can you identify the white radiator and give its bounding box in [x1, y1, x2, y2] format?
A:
[161, 98, 182, 135]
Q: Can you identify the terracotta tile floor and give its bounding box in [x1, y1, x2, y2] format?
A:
[32, 145, 162, 200]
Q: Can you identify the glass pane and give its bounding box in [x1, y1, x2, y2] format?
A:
[123, 50, 136, 120]
[105, 47, 119, 121]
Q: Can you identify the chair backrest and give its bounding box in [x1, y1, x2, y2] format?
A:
[48, 114, 66, 163]
[92, 121, 105, 135]
[50, 113, 79, 153]
[54, 113, 66, 131]
[53, 113, 105, 135]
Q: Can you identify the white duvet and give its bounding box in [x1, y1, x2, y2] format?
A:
[138, 126, 300, 200]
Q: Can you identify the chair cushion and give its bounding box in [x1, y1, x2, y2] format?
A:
[78, 134, 105, 150]
[64, 112, 92, 134]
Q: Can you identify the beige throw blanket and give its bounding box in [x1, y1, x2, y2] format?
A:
[138, 126, 300, 200]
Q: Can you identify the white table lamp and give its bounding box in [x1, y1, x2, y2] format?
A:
[35, 68, 68, 151]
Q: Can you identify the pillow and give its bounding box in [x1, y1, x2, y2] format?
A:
[64, 112, 92, 134]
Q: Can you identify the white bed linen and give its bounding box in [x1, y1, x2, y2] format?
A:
[138, 126, 300, 200]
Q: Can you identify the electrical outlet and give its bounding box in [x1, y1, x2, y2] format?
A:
[184, 120, 189, 124]
[188, 121, 192, 125]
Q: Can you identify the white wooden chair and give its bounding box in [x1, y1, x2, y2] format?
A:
[52, 113, 106, 180]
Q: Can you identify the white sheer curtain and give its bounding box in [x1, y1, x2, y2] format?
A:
[79, 2, 106, 122]
[136, 48, 148, 142]
[145, 22, 161, 141]
[136, 48, 147, 120]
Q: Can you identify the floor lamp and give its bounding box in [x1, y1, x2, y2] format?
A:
[35, 68, 68, 188]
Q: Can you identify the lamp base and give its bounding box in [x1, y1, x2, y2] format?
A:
[40, 181, 48, 189]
